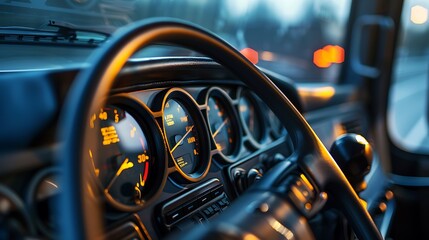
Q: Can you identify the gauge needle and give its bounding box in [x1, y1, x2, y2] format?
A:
[212, 119, 228, 138]
[171, 125, 194, 153]
[106, 158, 134, 191]
[89, 149, 100, 177]
[140, 174, 144, 186]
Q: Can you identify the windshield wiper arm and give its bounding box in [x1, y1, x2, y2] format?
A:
[0, 20, 112, 48]
[48, 20, 112, 40]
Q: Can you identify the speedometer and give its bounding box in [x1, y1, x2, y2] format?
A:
[160, 89, 211, 182]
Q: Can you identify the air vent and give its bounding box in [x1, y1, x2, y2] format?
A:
[342, 117, 363, 135]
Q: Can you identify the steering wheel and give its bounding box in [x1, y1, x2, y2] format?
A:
[58, 19, 382, 240]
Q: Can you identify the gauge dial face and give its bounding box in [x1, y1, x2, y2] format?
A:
[163, 99, 201, 175]
[207, 96, 236, 156]
[91, 106, 153, 207]
[239, 94, 263, 141]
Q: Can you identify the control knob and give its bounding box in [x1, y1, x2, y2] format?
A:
[330, 133, 373, 193]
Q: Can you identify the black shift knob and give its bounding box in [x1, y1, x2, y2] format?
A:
[330, 133, 373, 193]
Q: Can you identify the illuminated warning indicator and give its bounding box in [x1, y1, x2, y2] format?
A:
[101, 126, 120, 145]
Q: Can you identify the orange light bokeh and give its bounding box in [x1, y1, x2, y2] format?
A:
[313, 45, 345, 68]
[313, 49, 332, 68]
[240, 48, 259, 65]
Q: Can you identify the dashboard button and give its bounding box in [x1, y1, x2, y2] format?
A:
[212, 204, 220, 212]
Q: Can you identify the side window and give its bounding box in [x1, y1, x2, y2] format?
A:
[388, 0, 429, 153]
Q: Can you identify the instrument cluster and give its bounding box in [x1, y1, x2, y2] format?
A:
[88, 86, 288, 211]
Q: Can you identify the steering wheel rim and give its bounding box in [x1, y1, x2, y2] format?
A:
[58, 18, 382, 240]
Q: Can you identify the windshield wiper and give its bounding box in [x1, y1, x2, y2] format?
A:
[0, 20, 112, 48]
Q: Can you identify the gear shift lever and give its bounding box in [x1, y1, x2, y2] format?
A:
[330, 133, 373, 193]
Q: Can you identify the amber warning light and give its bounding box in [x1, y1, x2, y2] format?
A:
[313, 45, 345, 68]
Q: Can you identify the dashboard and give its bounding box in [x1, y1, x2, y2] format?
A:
[0, 53, 395, 239]
[95, 85, 292, 238]
[0, 58, 301, 239]
[0, 12, 402, 239]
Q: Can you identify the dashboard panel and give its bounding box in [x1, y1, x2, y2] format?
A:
[0, 58, 297, 239]
[0, 57, 392, 239]
[96, 85, 293, 238]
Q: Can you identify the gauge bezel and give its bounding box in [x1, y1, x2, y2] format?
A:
[159, 88, 211, 182]
[237, 88, 268, 149]
[91, 95, 168, 212]
[204, 87, 242, 162]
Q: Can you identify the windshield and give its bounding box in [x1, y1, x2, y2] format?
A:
[1, 0, 351, 82]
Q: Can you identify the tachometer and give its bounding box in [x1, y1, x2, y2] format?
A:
[206, 88, 240, 158]
[160, 89, 211, 182]
[88, 97, 167, 211]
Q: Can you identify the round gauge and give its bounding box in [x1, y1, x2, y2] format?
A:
[206, 89, 240, 157]
[88, 97, 167, 211]
[238, 92, 264, 142]
[161, 89, 210, 181]
[93, 106, 152, 207]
